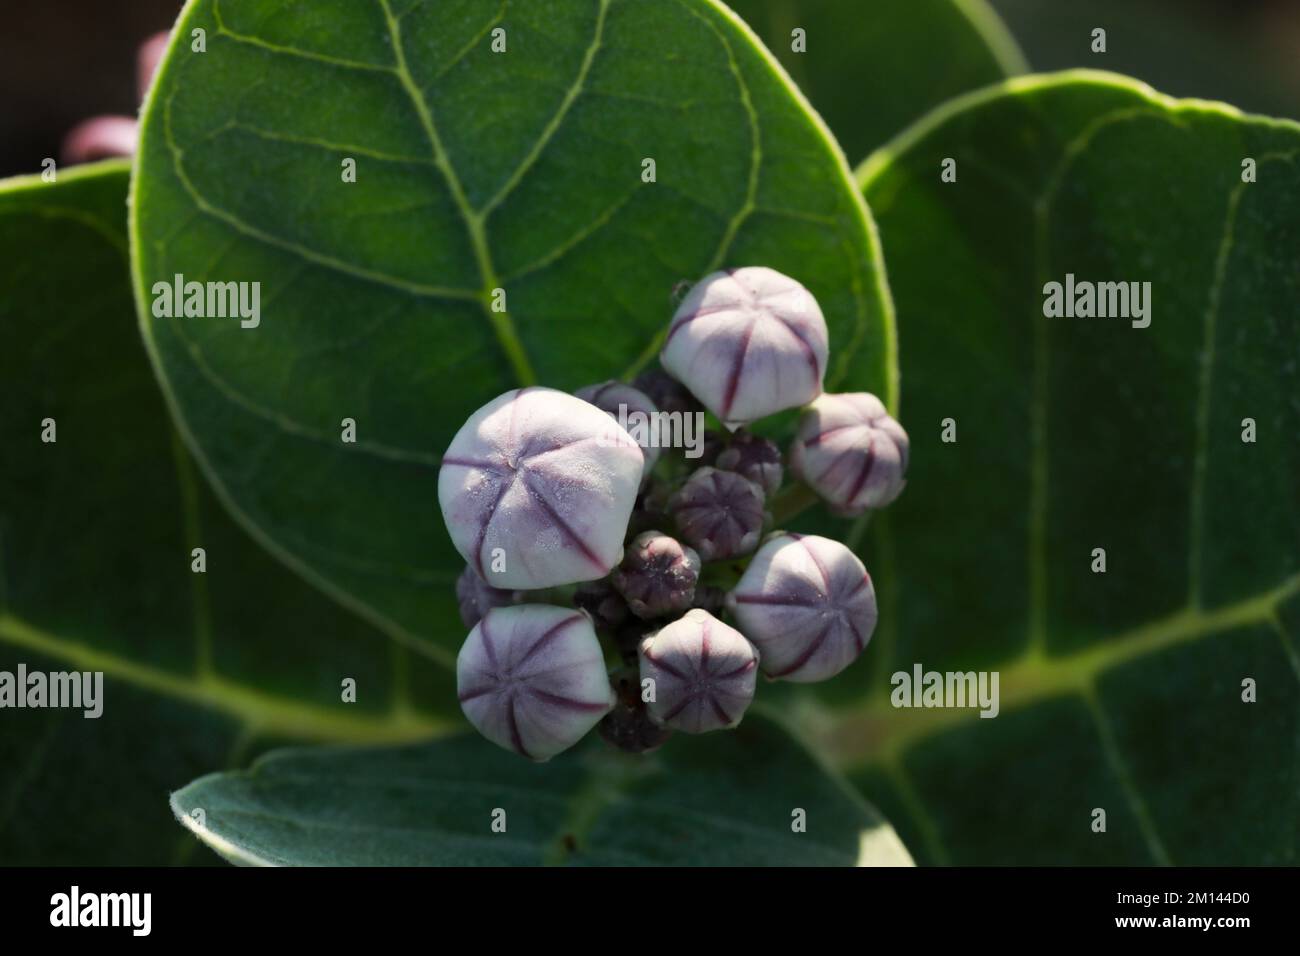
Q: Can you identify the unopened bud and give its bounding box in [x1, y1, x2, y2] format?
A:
[612, 531, 701, 619]
[715, 431, 783, 495]
[659, 267, 827, 428]
[790, 392, 908, 515]
[575, 379, 662, 472]
[726, 533, 877, 683]
[439, 387, 643, 589]
[668, 467, 765, 561]
[457, 605, 614, 761]
[638, 609, 759, 733]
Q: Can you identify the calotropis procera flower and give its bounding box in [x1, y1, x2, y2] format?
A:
[659, 267, 828, 428]
[667, 467, 765, 561]
[457, 605, 614, 761]
[790, 392, 909, 515]
[726, 533, 877, 683]
[638, 609, 759, 733]
[574, 380, 662, 472]
[715, 431, 784, 495]
[439, 387, 644, 589]
[612, 531, 701, 619]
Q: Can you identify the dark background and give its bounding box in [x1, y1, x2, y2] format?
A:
[1, 0, 1298, 179]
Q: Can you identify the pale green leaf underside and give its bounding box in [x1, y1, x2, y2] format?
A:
[131, 0, 895, 664]
[170, 711, 912, 866]
[0, 164, 454, 865]
[816, 71, 1299, 865]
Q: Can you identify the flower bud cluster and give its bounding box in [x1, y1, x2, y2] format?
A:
[439, 268, 908, 760]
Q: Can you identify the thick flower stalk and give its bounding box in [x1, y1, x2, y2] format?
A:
[457, 605, 615, 761]
[727, 533, 877, 683]
[439, 387, 643, 589]
[638, 609, 759, 733]
[790, 392, 909, 514]
[659, 267, 828, 428]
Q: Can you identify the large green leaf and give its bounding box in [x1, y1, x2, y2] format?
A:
[828, 70, 1300, 864]
[726, 0, 1025, 161]
[131, 0, 895, 660]
[170, 710, 912, 865]
[0, 162, 455, 865]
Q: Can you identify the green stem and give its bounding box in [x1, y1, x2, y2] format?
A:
[769, 482, 820, 526]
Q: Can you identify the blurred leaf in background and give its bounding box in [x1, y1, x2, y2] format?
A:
[725, 0, 1026, 160]
[844, 71, 1300, 865]
[0, 162, 454, 864]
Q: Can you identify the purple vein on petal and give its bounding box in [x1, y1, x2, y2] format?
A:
[803, 421, 866, 447]
[473, 477, 513, 578]
[798, 536, 833, 594]
[776, 316, 821, 381]
[527, 687, 609, 713]
[721, 318, 756, 419]
[442, 456, 508, 472]
[767, 620, 832, 678]
[732, 592, 819, 608]
[457, 684, 496, 703]
[515, 613, 583, 668]
[642, 648, 687, 680]
[478, 615, 500, 671]
[664, 303, 737, 346]
[507, 695, 532, 759]
[522, 473, 606, 570]
[717, 657, 758, 680]
[843, 435, 876, 505]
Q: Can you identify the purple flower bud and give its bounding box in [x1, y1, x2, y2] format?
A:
[638, 609, 759, 733]
[439, 387, 644, 590]
[455, 565, 519, 628]
[632, 368, 702, 418]
[573, 578, 629, 632]
[599, 666, 673, 754]
[457, 605, 614, 761]
[715, 431, 783, 495]
[790, 392, 909, 515]
[612, 531, 701, 620]
[659, 267, 828, 428]
[726, 533, 877, 683]
[668, 467, 765, 561]
[574, 380, 662, 472]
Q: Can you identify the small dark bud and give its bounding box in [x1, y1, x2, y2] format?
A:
[633, 367, 702, 418]
[455, 565, 518, 628]
[668, 467, 765, 561]
[612, 531, 701, 619]
[598, 666, 673, 754]
[715, 431, 783, 495]
[573, 578, 629, 632]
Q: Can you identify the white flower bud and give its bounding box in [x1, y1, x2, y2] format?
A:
[638, 609, 759, 733]
[659, 267, 828, 428]
[574, 379, 661, 472]
[457, 605, 614, 761]
[790, 392, 908, 515]
[726, 533, 877, 683]
[439, 387, 644, 589]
